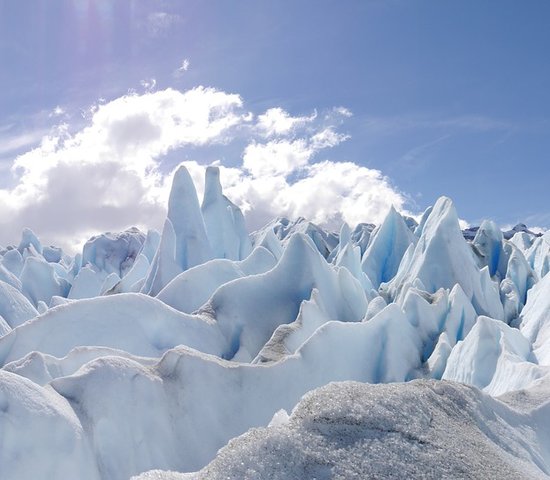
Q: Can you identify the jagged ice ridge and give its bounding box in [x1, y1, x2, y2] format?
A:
[0, 165, 550, 479]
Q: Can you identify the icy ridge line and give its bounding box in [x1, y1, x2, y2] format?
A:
[0, 164, 550, 479]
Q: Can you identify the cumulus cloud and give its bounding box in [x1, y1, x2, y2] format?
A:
[256, 107, 317, 137]
[0, 86, 410, 252]
[242, 139, 313, 177]
[221, 160, 407, 231]
[0, 87, 250, 251]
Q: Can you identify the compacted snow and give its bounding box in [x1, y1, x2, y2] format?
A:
[1, 164, 550, 479]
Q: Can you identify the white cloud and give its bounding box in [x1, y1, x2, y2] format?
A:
[220, 160, 407, 231]
[0, 87, 250, 251]
[332, 106, 353, 118]
[0, 87, 410, 252]
[242, 123, 349, 178]
[256, 107, 316, 137]
[310, 127, 349, 149]
[242, 139, 312, 177]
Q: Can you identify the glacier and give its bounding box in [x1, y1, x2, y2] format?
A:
[1, 165, 550, 479]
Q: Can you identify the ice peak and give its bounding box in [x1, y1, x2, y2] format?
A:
[201, 166, 252, 261]
[424, 196, 459, 231]
[167, 165, 203, 225]
[472, 220, 506, 278]
[387, 196, 503, 319]
[339, 223, 351, 246]
[203, 165, 224, 208]
[141, 166, 213, 295]
[361, 205, 416, 289]
[18, 228, 42, 255]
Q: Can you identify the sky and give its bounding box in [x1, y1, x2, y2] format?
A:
[0, 0, 549, 252]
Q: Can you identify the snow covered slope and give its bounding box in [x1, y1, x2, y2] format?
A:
[170, 380, 549, 480]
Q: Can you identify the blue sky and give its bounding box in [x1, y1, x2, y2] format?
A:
[0, 0, 549, 249]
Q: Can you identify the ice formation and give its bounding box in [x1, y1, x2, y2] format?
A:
[1, 164, 550, 479]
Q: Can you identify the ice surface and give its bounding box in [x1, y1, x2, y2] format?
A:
[82, 227, 146, 278]
[472, 220, 508, 278]
[525, 231, 550, 279]
[39, 303, 431, 477]
[518, 271, 550, 365]
[252, 216, 339, 258]
[0, 293, 227, 365]
[201, 233, 368, 361]
[3, 346, 156, 386]
[386, 197, 504, 319]
[20, 256, 71, 307]
[511, 230, 535, 254]
[18, 227, 43, 255]
[250, 228, 284, 260]
[499, 241, 536, 325]
[157, 246, 277, 314]
[0, 262, 23, 290]
[0, 279, 38, 328]
[43, 245, 63, 263]
[331, 223, 377, 297]
[201, 166, 252, 260]
[176, 381, 547, 480]
[142, 166, 213, 295]
[1, 248, 24, 277]
[413, 205, 433, 237]
[0, 370, 100, 480]
[254, 288, 332, 363]
[361, 206, 417, 288]
[106, 253, 150, 294]
[68, 266, 108, 300]
[1, 166, 550, 479]
[443, 316, 546, 395]
[0, 316, 11, 336]
[132, 472, 188, 480]
[350, 222, 375, 256]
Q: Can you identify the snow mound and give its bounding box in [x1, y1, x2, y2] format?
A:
[0, 370, 100, 480]
[171, 380, 548, 480]
[0, 279, 38, 328]
[0, 293, 227, 365]
[157, 246, 276, 314]
[3, 346, 156, 386]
